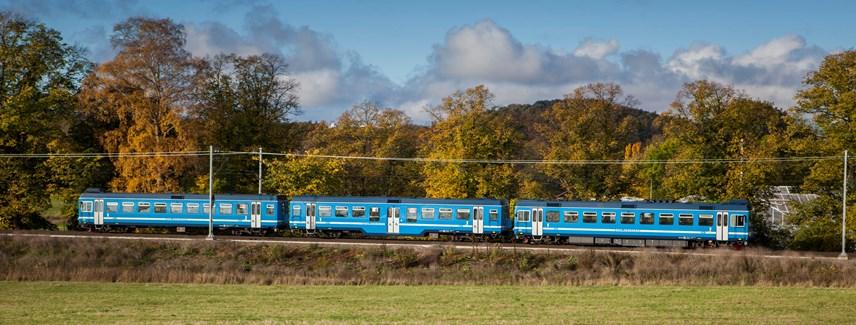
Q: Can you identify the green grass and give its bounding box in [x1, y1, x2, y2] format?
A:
[1, 282, 854, 324]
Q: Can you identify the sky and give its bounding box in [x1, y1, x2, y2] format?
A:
[2, 0, 854, 122]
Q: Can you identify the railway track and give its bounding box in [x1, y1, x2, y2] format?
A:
[0, 230, 849, 262]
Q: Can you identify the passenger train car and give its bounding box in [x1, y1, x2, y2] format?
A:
[77, 190, 288, 232]
[289, 196, 510, 238]
[77, 190, 750, 247]
[514, 200, 749, 247]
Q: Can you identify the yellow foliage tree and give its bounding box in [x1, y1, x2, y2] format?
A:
[263, 149, 346, 197]
[80, 18, 200, 193]
[421, 85, 521, 199]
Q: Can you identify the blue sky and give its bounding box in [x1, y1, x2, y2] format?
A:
[3, 0, 854, 122]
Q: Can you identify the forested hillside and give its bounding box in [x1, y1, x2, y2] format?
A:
[0, 13, 854, 250]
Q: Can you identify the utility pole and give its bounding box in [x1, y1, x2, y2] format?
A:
[258, 147, 263, 195]
[207, 145, 214, 241]
[840, 150, 849, 260]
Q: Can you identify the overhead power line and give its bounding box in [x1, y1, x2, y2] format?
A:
[0, 150, 842, 165]
[256, 151, 840, 165]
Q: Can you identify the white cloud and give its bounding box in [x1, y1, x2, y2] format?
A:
[182, 4, 398, 121]
[574, 39, 620, 59]
[396, 21, 826, 122]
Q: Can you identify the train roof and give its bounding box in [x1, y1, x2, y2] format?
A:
[514, 199, 749, 211]
[290, 195, 505, 206]
[79, 191, 283, 201]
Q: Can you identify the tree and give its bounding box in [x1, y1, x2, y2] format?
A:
[787, 50, 856, 251]
[304, 101, 424, 196]
[421, 85, 521, 199]
[631, 81, 789, 202]
[80, 17, 201, 193]
[191, 54, 300, 192]
[0, 13, 96, 229]
[540, 83, 654, 200]
[263, 149, 346, 197]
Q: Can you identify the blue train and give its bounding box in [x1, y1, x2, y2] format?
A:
[289, 196, 510, 238]
[77, 190, 750, 247]
[514, 200, 749, 247]
[77, 191, 288, 233]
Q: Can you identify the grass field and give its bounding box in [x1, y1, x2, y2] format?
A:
[1, 282, 854, 324]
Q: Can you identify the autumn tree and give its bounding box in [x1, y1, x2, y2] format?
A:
[421, 85, 521, 199]
[630, 81, 789, 202]
[539, 83, 654, 200]
[80, 17, 201, 193]
[191, 54, 300, 192]
[0, 13, 105, 229]
[305, 101, 424, 196]
[263, 149, 346, 197]
[787, 51, 856, 251]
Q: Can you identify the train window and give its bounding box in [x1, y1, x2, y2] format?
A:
[219, 203, 232, 215]
[80, 201, 93, 212]
[732, 215, 746, 227]
[422, 208, 435, 220]
[439, 208, 453, 220]
[546, 211, 560, 222]
[187, 203, 199, 214]
[106, 202, 119, 213]
[237, 204, 248, 215]
[267, 204, 275, 215]
[406, 208, 418, 222]
[456, 209, 470, 220]
[564, 211, 579, 223]
[620, 212, 635, 224]
[170, 203, 182, 214]
[602, 212, 616, 224]
[138, 202, 151, 213]
[516, 210, 530, 222]
[489, 209, 498, 221]
[122, 202, 134, 212]
[640, 212, 654, 224]
[292, 205, 301, 217]
[678, 214, 693, 226]
[659, 213, 673, 225]
[204, 204, 211, 214]
[699, 214, 714, 226]
[154, 203, 167, 213]
[352, 206, 365, 217]
[335, 206, 348, 217]
[369, 207, 380, 222]
[583, 212, 597, 223]
[318, 206, 332, 217]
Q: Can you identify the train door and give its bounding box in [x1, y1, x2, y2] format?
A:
[532, 208, 543, 236]
[250, 201, 262, 229]
[93, 199, 104, 225]
[473, 206, 484, 234]
[716, 211, 729, 241]
[306, 203, 316, 230]
[387, 207, 400, 234]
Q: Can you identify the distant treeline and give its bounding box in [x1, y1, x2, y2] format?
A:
[0, 13, 854, 251]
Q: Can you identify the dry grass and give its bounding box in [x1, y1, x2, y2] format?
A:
[1, 236, 854, 286]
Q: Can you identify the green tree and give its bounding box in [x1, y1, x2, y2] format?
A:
[0, 13, 95, 229]
[191, 54, 300, 192]
[787, 50, 856, 251]
[80, 17, 201, 193]
[305, 101, 424, 196]
[421, 85, 521, 199]
[632, 81, 788, 202]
